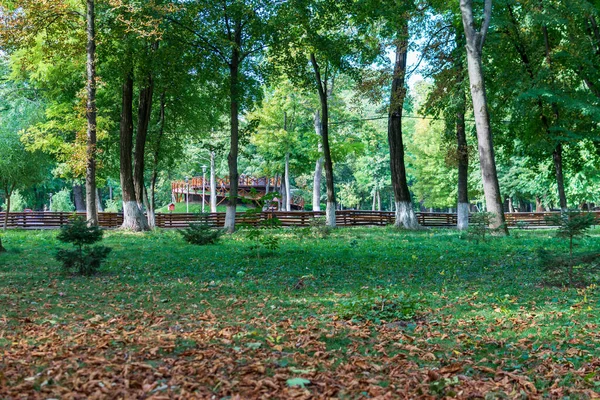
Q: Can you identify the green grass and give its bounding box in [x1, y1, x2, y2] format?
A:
[0, 227, 599, 397]
[155, 202, 251, 213]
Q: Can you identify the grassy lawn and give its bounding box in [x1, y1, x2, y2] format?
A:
[0, 227, 599, 398]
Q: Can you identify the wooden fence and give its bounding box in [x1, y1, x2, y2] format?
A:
[1, 210, 599, 230]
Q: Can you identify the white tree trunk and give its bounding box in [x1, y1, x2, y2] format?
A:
[224, 204, 236, 231]
[210, 151, 217, 213]
[394, 201, 418, 229]
[285, 152, 291, 211]
[457, 202, 470, 230]
[122, 201, 148, 231]
[326, 201, 336, 227]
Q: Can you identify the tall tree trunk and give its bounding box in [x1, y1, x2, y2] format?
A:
[85, 0, 98, 226]
[553, 144, 568, 211]
[542, 24, 567, 212]
[210, 151, 217, 212]
[284, 152, 291, 211]
[120, 71, 147, 231]
[133, 72, 154, 214]
[3, 187, 12, 230]
[455, 29, 470, 230]
[224, 40, 240, 232]
[310, 53, 336, 226]
[388, 24, 419, 229]
[148, 91, 166, 229]
[96, 188, 103, 212]
[73, 184, 86, 212]
[456, 87, 469, 230]
[460, 0, 507, 234]
[312, 109, 324, 211]
[372, 188, 376, 211]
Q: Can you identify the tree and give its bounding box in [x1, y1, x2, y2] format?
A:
[387, 20, 419, 228]
[459, 0, 507, 233]
[85, 0, 98, 226]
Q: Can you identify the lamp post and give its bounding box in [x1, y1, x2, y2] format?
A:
[201, 165, 207, 213]
[185, 176, 189, 213]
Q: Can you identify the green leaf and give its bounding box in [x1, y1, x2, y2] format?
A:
[286, 377, 311, 388]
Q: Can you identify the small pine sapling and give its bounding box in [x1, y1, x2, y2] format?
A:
[0, 236, 5, 253]
[466, 212, 494, 243]
[545, 211, 597, 286]
[179, 223, 224, 245]
[55, 217, 111, 276]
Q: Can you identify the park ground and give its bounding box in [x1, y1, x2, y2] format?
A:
[0, 227, 599, 399]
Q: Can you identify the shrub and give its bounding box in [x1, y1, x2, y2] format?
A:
[335, 288, 420, 323]
[55, 217, 111, 276]
[50, 188, 75, 212]
[178, 223, 223, 245]
[543, 211, 597, 286]
[1, 190, 26, 212]
[104, 199, 121, 213]
[309, 216, 331, 239]
[466, 212, 494, 243]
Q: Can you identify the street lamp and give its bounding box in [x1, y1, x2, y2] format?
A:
[201, 165, 207, 213]
[185, 176, 189, 213]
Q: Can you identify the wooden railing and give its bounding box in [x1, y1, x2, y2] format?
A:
[1, 211, 599, 230]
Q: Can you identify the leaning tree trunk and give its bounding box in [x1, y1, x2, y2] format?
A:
[460, 0, 507, 234]
[224, 48, 240, 233]
[85, 0, 98, 226]
[310, 53, 336, 227]
[312, 109, 324, 212]
[120, 71, 148, 231]
[387, 25, 419, 229]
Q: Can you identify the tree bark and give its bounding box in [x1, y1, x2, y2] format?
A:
[96, 188, 103, 212]
[553, 143, 568, 211]
[387, 24, 419, 229]
[456, 83, 469, 231]
[85, 0, 98, 226]
[460, 0, 508, 234]
[310, 53, 336, 227]
[312, 109, 324, 212]
[224, 31, 241, 232]
[120, 70, 148, 231]
[133, 72, 155, 213]
[73, 184, 86, 212]
[284, 152, 291, 211]
[148, 91, 166, 229]
[3, 187, 12, 230]
[210, 151, 217, 212]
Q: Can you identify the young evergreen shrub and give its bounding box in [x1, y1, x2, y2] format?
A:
[309, 216, 331, 239]
[55, 217, 111, 276]
[466, 212, 495, 242]
[543, 211, 597, 286]
[178, 223, 223, 245]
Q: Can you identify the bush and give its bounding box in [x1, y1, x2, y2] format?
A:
[543, 211, 597, 286]
[104, 199, 121, 213]
[178, 223, 223, 245]
[50, 188, 75, 212]
[466, 212, 494, 243]
[335, 288, 420, 323]
[55, 217, 111, 276]
[1, 190, 26, 212]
